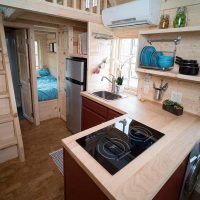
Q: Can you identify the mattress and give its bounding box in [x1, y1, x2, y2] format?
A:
[37, 75, 58, 101]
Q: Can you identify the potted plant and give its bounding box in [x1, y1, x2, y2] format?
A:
[162, 99, 183, 116]
[116, 76, 124, 93]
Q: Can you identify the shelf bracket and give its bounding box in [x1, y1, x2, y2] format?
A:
[147, 36, 181, 45]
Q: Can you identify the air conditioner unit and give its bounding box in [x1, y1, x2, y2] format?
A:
[102, 0, 161, 28]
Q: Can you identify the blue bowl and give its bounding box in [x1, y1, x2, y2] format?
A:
[158, 60, 173, 68]
[150, 51, 164, 67]
[159, 55, 174, 62]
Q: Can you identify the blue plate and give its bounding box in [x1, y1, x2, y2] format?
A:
[150, 51, 164, 67]
[142, 46, 156, 66]
[140, 46, 148, 65]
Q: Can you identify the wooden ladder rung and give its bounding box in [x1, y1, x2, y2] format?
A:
[0, 137, 18, 150]
[0, 114, 14, 124]
[0, 70, 5, 75]
[0, 92, 9, 99]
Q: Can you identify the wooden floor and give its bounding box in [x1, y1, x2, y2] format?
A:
[0, 118, 71, 200]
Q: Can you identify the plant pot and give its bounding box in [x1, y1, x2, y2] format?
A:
[162, 104, 183, 116]
[116, 85, 124, 94]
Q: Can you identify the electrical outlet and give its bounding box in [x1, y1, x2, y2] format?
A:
[171, 91, 182, 103]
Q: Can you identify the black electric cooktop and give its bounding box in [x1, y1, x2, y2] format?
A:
[76, 118, 164, 175]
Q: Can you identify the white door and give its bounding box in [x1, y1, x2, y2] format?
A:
[15, 29, 33, 122]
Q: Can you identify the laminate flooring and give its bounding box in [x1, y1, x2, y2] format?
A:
[0, 118, 71, 200]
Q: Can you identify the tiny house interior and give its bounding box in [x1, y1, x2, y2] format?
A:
[0, 0, 200, 200]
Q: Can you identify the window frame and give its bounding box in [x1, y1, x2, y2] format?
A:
[34, 40, 41, 69]
[115, 38, 139, 92]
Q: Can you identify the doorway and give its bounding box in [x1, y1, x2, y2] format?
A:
[5, 28, 34, 122]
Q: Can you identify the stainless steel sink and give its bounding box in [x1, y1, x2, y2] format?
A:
[92, 91, 122, 100]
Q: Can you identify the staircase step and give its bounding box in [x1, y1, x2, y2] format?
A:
[0, 137, 17, 150]
[0, 114, 13, 124]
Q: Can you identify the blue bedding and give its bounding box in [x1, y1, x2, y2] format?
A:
[37, 75, 58, 101]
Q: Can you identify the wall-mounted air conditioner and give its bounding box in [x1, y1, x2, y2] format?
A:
[102, 0, 161, 28]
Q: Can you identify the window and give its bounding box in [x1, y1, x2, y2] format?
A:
[34, 41, 40, 69]
[115, 38, 139, 90]
[85, 0, 97, 8]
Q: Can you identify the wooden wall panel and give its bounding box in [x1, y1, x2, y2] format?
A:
[46, 33, 58, 77]
[0, 98, 10, 115]
[73, 27, 87, 54]
[58, 28, 68, 121]
[0, 52, 3, 70]
[137, 74, 200, 116]
[87, 22, 113, 91]
[161, 0, 200, 27]
[0, 74, 7, 93]
[38, 99, 59, 121]
[136, 32, 200, 116]
[0, 122, 15, 140]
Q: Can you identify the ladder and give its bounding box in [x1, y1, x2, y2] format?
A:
[0, 13, 25, 163]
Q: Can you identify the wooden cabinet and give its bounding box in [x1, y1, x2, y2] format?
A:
[82, 106, 106, 130]
[64, 148, 109, 200]
[107, 109, 122, 120]
[81, 97, 122, 131]
[153, 156, 189, 200]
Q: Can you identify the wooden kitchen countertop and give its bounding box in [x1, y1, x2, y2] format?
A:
[62, 91, 200, 200]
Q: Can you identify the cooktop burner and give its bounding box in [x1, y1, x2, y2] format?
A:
[97, 137, 131, 160]
[76, 118, 164, 175]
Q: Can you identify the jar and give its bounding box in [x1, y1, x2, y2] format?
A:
[159, 14, 170, 29]
[173, 7, 187, 28]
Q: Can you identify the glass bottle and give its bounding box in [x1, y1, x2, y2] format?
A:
[159, 14, 170, 29]
[173, 7, 187, 28]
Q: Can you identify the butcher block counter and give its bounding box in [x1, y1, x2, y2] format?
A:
[62, 91, 200, 200]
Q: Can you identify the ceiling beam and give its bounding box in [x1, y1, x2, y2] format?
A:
[0, 0, 102, 24]
[16, 12, 87, 29]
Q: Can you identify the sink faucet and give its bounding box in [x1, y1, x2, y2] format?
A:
[101, 74, 116, 93]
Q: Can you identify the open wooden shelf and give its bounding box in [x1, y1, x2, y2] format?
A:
[69, 53, 88, 59]
[140, 26, 200, 35]
[137, 67, 200, 83]
[0, 137, 17, 150]
[0, 114, 13, 124]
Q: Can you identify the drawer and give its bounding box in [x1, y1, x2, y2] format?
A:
[82, 97, 107, 118]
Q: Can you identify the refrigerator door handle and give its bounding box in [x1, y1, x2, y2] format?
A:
[66, 77, 84, 85]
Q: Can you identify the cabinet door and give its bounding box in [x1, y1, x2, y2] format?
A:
[107, 109, 121, 120]
[82, 106, 106, 131]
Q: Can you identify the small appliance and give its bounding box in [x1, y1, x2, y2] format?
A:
[76, 118, 164, 175]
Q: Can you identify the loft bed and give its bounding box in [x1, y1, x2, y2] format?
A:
[37, 68, 59, 121]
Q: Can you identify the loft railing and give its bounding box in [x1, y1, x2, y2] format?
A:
[44, 0, 109, 15]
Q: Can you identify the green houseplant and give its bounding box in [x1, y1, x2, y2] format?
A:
[162, 99, 183, 116]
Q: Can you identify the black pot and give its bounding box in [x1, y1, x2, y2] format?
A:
[179, 65, 199, 76]
[176, 56, 197, 64]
